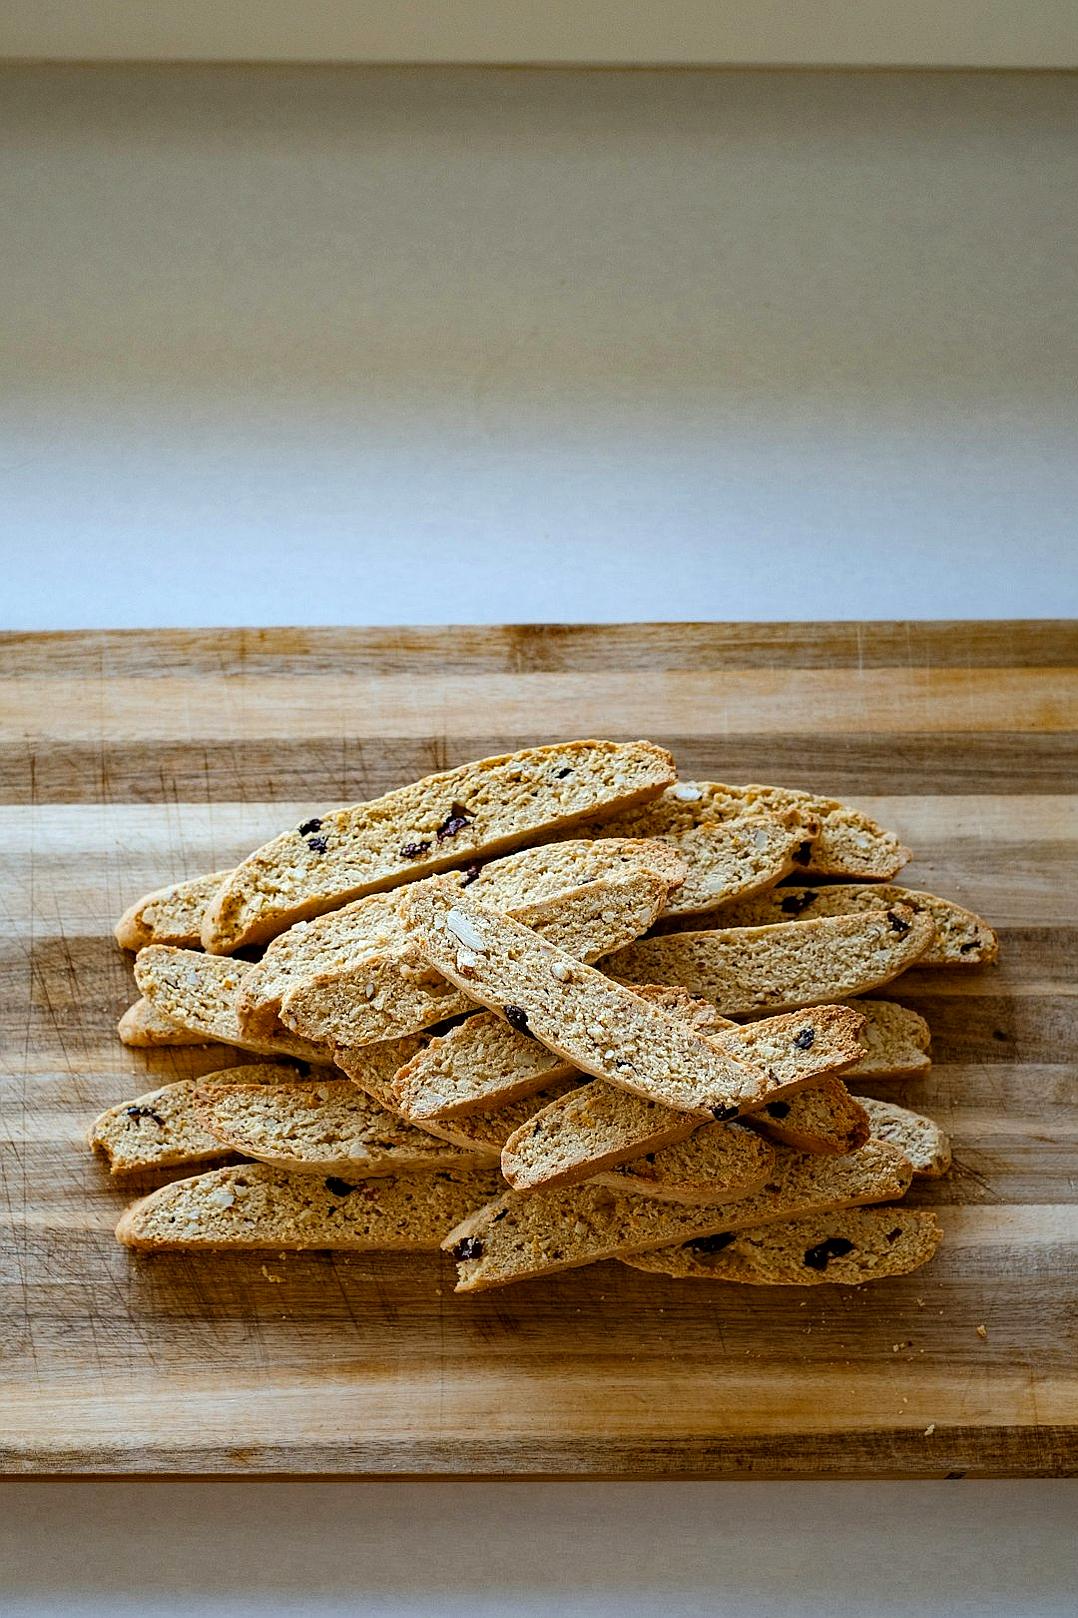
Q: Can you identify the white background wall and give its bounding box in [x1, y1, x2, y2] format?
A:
[2, 67, 1076, 627]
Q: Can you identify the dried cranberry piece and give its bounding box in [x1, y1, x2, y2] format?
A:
[297, 817, 322, 836]
[400, 839, 431, 859]
[324, 1176, 356, 1196]
[686, 1232, 735, 1254]
[460, 861, 483, 886]
[803, 1235, 855, 1270]
[793, 1028, 815, 1051]
[453, 1236, 484, 1261]
[125, 1105, 165, 1126]
[887, 909, 912, 936]
[885, 1227, 902, 1243]
[307, 835, 329, 854]
[765, 1100, 791, 1119]
[711, 1103, 739, 1121]
[555, 767, 572, 778]
[436, 802, 473, 842]
[492, 1208, 509, 1223]
[504, 1005, 534, 1037]
[779, 890, 817, 916]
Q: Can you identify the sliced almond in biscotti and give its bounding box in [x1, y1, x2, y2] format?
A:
[200, 739, 676, 953]
[705, 883, 998, 966]
[279, 866, 675, 1048]
[115, 870, 233, 951]
[116, 1163, 504, 1251]
[399, 882, 786, 1119]
[837, 1000, 932, 1077]
[444, 1137, 913, 1291]
[749, 1079, 870, 1156]
[193, 1078, 486, 1176]
[561, 794, 819, 916]
[662, 783, 910, 880]
[134, 946, 330, 1062]
[118, 996, 210, 1048]
[237, 837, 685, 1043]
[603, 906, 935, 1016]
[625, 1206, 943, 1284]
[855, 1096, 952, 1176]
[88, 1063, 304, 1174]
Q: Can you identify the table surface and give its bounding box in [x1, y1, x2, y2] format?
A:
[3, 621, 1075, 1484]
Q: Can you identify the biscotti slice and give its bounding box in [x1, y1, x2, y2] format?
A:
[856, 1096, 952, 1177]
[564, 794, 819, 916]
[664, 783, 910, 880]
[194, 1078, 486, 1176]
[398, 881, 781, 1118]
[322, 1033, 427, 1110]
[444, 1137, 913, 1290]
[392, 985, 727, 1122]
[749, 1079, 870, 1156]
[603, 906, 935, 1016]
[625, 1206, 942, 1284]
[116, 1163, 503, 1251]
[133, 946, 330, 1062]
[706, 883, 998, 966]
[117, 996, 210, 1048]
[201, 739, 676, 953]
[839, 1000, 932, 1078]
[279, 867, 675, 1048]
[115, 870, 232, 951]
[237, 837, 685, 1043]
[88, 1063, 303, 1174]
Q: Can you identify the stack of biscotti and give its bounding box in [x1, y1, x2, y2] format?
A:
[96, 738, 996, 1288]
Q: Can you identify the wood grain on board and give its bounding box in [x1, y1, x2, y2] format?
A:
[1, 622, 1075, 1477]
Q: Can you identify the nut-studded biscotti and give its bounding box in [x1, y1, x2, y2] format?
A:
[500, 1068, 868, 1194]
[118, 996, 210, 1048]
[562, 794, 820, 916]
[443, 1137, 913, 1290]
[88, 1063, 301, 1174]
[602, 906, 935, 1015]
[115, 870, 233, 951]
[856, 1096, 952, 1177]
[704, 883, 998, 966]
[624, 1206, 942, 1284]
[194, 1077, 487, 1176]
[835, 1000, 931, 1077]
[133, 947, 329, 1061]
[654, 783, 911, 880]
[749, 1080, 870, 1156]
[116, 1164, 504, 1251]
[200, 740, 676, 953]
[280, 866, 677, 1049]
[398, 881, 807, 1118]
[238, 837, 685, 1043]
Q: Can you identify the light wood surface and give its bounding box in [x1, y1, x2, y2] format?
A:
[1, 622, 1075, 1478]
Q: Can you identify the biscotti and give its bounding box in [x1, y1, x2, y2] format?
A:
[624, 1206, 943, 1284]
[239, 836, 685, 1043]
[115, 869, 233, 951]
[89, 1063, 302, 1173]
[706, 883, 998, 966]
[133, 947, 329, 1061]
[200, 740, 676, 952]
[280, 866, 676, 1048]
[194, 1077, 487, 1176]
[656, 783, 911, 880]
[835, 1000, 932, 1077]
[747, 1079, 870, 1156]
[444, 1137, 913, 1290]
[563, 792, 819, 915]
[856, 1096, 952, 1177]
[399, 882, 788, 1118]
[602, 906, 935, 1015]
[116, 1163, 504, 1251]
[118, 996, 210, 1049]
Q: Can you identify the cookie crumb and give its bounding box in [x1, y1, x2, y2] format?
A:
[260, 1265, 282, 1284]
[924, 1423, 936, 1436]
[976, 1323, 988, 1339]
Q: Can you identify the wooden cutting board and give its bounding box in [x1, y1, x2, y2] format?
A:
[2, 622, 1075, 1478]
